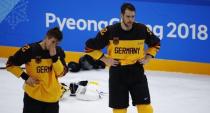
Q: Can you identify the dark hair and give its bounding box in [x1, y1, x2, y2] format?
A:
[121, 3, 136, 14]
[46, 27, 63, 41]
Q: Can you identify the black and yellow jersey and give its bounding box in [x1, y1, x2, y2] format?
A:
[85, 22, 160, 65]
[6, 41, 67, 102]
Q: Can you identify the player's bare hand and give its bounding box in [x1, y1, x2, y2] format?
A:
[100, 56, 119, 66]
[139, 55, 152, 65]
[25, 77, 40, 87]
[49, 43, 56, 56]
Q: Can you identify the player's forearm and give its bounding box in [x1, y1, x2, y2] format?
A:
[52, 59, 65, 77]
[6, 65, 29, 80]
[146, 41, 160, 58]
[85, 48, 104, 60]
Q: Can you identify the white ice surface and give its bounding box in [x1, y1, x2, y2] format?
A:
[1, 58, 210, 113]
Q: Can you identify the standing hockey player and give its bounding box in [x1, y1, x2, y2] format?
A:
[85, 3, 160, 113]
[6, 27, 68, 113]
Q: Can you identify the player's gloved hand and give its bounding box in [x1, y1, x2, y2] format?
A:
[69, 83, 79, 96]
[138, 54, 152, 65]
[25, 77, 40, 87]
[100, 56, 119, 67]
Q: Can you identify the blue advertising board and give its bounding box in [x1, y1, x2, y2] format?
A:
[0, 0, 210, 63]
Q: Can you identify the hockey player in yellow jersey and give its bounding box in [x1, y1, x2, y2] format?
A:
[6, 27, 68, 113]
[85, 3, 160, 113]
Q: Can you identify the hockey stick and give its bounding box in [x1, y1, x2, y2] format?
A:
[0, 67, 6, 69]
[0, 67, 25, 69]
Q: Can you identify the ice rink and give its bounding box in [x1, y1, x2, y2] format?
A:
[0, 59, 210, 113]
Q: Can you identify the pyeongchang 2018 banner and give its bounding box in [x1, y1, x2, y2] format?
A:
[0, 0, 210, 63]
